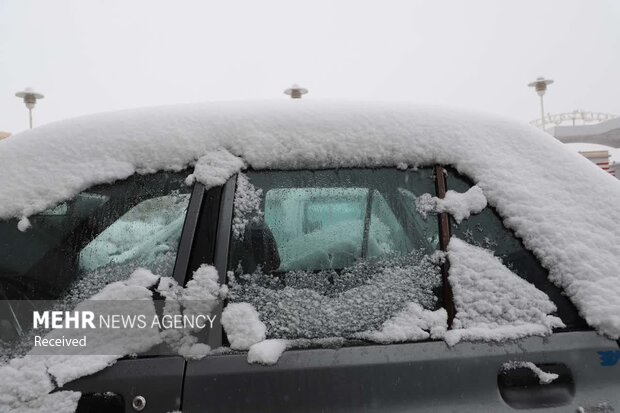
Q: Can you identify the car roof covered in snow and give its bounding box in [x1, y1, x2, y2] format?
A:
[1, 100, 620, 338]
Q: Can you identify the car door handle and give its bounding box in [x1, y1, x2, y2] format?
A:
[498, 363, 575, 409]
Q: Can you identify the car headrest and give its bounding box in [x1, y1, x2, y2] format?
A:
[241, 221, 281, 274]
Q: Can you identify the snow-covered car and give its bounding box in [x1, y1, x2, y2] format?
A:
[1, 101, 620, 413]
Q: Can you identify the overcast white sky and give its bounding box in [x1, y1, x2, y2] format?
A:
[1, 0, 619, 134]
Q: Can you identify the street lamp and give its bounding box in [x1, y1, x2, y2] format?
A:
[15, 87, 44, 129]
[527, 77, 553, 130]
[284, 84, 308, 99]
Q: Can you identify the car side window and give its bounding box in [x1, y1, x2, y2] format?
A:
[445, 169, 588, 330]
[79, 193, 190, 274]
[0, 172, 192, 305]
[227, 168, 443, 341]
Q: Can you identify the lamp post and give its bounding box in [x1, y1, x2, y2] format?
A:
[284, 84, 308, 99]
[527, 77, 553, 130]
[15, 87, 44, 129]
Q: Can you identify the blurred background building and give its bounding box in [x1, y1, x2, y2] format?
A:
[531, 110, 619, 178]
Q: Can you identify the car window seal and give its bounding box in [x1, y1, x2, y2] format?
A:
[172, 182, 206, 286]
[206, 175, 236, 348]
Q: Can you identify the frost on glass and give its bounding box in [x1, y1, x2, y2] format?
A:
[227, 168, 442, 342]
[80, 192, 190, 272]
[232, 173, 264, 240]
[227, 250, 442, 340]
[397, 188, 439, 249]
[65, 192, 190, 305]
[265, 187, 367, 271]
[263, 188, 426, 271]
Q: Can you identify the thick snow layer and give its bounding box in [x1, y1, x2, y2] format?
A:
[445, 238, 564, 346]
[221, 302, 267, 350]
[2, 100, 620, 337]
[501, 361, 558, 384]
[416, 186, 487, 223]
[247, 339, 287, 365]
[184, 149, 245, 188]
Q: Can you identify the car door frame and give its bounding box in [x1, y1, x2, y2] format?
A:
[63, 177, 225, 413]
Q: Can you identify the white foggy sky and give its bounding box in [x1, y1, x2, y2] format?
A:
[1, 0, 619, 134]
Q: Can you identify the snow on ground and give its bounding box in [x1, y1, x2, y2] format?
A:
[415, 185, 487, 223]
[247, 339, 288, 365]
[1, 100, 620, 338]
[445, 238, 565, 346]
[221, 302, 267, 350]
[501, 361, 558, 384]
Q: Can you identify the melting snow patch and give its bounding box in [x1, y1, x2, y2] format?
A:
[501, 361, 558, 384]
[445, 238, 564, 346]
[125, 267, 160, 288]
[17, 216, 31, 232]
[415, 185, 487, 223]
[414, 193, 436, 218]
[178, 343, 211, 360]
[247, 339, 288, 365]
[355, 303, 447, 343]
[221, 303, 267, 350]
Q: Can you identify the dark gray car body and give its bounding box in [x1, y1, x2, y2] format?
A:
[61, 175, 620, 413]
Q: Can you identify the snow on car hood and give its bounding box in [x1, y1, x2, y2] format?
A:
[1, 100, 620, 338]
